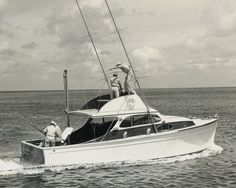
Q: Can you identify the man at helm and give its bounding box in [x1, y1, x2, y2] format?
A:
[39, 121, 62, 147]
[110, 64, 134, 95]
[110, 73, 122, 98]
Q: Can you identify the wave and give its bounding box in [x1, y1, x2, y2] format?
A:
[0, 143, 223, 176]
[0, 158, 22, 176]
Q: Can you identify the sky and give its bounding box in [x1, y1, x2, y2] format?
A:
[0, 0, 236, 91]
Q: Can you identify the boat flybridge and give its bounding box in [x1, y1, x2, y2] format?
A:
[21, 0, 218, 165]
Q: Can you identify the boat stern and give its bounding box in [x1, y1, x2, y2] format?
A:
[21, 140, 45, 165]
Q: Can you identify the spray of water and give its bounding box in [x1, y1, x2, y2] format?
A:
[0, 143, 223, 176]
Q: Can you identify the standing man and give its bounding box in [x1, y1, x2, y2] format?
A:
[124, 73, 133, 95]
[110, 63, 131, 75]
[39, 121, 62, 147]
[110, 63, 134, 95]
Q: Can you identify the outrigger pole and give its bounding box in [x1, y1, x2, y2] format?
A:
[63, 70, 70, 127]
[104, 0, 158, 133]
[75, 0, 113, 99]
[104, 0, 141, 91]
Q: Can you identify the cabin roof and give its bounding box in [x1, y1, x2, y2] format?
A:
[69, 94, 158, 117]
[69, 109, 98, 116]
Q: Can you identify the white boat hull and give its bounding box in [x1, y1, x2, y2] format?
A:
[21, 118, 217, 166]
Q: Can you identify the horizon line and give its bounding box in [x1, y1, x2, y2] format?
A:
[0, 85, 235, 92]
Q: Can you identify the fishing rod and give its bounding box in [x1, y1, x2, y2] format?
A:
[13, 114, 45, 135]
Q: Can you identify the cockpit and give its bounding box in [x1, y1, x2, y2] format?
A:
[70, 116, 118, 144]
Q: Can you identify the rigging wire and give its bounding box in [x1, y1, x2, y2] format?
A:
[104, 0, 140, 90]
[72, 89, 80, 110]
[104, 0, 157, 132]
[71, 0, 159, 139]
[101, 92, 134, 141]
[82, 89, 89, 110]
[74, 0, 112, 97]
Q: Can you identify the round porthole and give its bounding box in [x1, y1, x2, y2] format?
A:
[123, 131, 127, 139]
[146, 128, 151, 135]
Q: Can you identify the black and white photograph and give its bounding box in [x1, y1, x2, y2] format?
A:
[0, 0, 235, 187]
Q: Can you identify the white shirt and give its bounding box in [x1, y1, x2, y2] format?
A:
[44, 125, 61, 138]
[118, 64, 131, 74]
[110, 77, 121, 88]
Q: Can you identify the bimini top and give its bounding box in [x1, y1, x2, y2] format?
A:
[69, 94, 157, 117]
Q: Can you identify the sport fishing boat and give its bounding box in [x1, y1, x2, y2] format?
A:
[21, 0, 218, 165]
[21, 91, 218, 165]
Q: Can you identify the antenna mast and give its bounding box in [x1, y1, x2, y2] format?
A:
[75, 0, 112, 98]
[63, 70, 70, 127]
[104, 0, 141, 90]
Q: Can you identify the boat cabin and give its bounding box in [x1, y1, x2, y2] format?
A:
[68, 112, 195, 145]
[26, 94, 195, 147]
[66, 93, 195, 144]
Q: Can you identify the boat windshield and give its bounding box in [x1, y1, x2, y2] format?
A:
[70, 116, 118, 144]
[120, 114, 161, 128]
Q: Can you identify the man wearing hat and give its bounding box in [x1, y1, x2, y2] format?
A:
[39, 121, 62, 147]
[110, 64, 133, 95]
[110, 73, 122, 98]
[110, 63, 131, 75]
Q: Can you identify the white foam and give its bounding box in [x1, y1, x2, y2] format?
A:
[0, 144, 223, 176]
[153, 143, 223, 164]
[0, 159, 22, 175]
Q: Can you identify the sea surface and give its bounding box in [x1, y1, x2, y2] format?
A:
[0, 87, 235, 187]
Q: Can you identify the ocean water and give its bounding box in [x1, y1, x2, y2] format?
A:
[0, 88, 235, 187]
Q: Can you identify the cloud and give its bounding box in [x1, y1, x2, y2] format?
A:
[0, 0, 236, 90]
[183, 37, 207, 49]
[0, 15, 12, 36]
[133, 46, 162, 63]
[203, 0, 236, 36]
[0, 0, 7, 9]
[0, 41, 15, 56]
[41, 2, 116, 50]
[80, 0, 103, 9]
[132, 46, 162, 68]
[131, 46, 171, 76]
[100, 50, 110, 56]
[21, 41, 38, 49]
[0, 41, 10, 50]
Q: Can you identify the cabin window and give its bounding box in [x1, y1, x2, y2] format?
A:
[156, 121, 195, 132]
[91, 117, 118, 128]
[120, 115, 149, 128]
[120, 116, 131, 127]
[170, 121, 195, 129]
[132, 114, 148, 126]
[120, 114, 161, 128]
[157, 124, 173, 132]
[183, 121, 195, 127]
[149, 114, 161, 123]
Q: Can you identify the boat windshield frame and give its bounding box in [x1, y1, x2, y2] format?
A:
[118, 113, 162, 129]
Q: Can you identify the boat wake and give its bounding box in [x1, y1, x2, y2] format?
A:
[0, 144, 223, 176]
